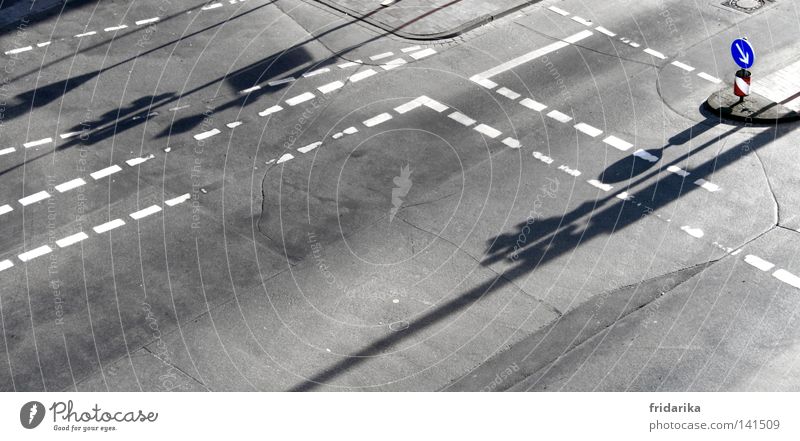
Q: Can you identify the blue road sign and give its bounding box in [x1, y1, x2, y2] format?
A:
[731, 38, 755, 69]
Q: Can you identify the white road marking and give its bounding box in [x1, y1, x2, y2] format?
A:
[19, 191, 50, 206]
[193, 129, 220, 140]
[19, 245, 52, 262]
[546, 110, 572, 123]
[587, 179, 612, 191]
[298, 141, 322, 153]
[59, 131, 82, 139]
[55, 178, 86, 193]
[364, 113, 393, 127]
[680, 225, 704, 238]
[419, 96, 448, 112]
[697, 72, 721, 84]
[90, 164, 122, 180]
[56, 232, 89, 248]
[104, 25, 128, 32]
[448, 111, 476, 126]
[165, 193, 191, 206]
[694, 178, 720, 192]
[4, 46, 33, 55]
[633, 149, 658, 162]
[0, 147, 15, 155]
[558, 164, 581, 177]
[571, 16, 593, 26]
[547, 6, 570, 16]
[169, 104, 190, 111]
[731, 249, 743, 256]
[380, 58, 406, 71]
[370, 52, 394, 61]
[125, 154, 155, 166]
[0, 260, 12, 272]
[332, 132, 343, 139]
[629, 42, 640, 48]
[93, 219, 125, 233]
[37, 41, 51, 47]
[470, 30, 593, 83]
[202, 3, 223, 10]
[409, 48, 436, 60]
[23, 137, 53, 148]
[74, 31, 97, 37]
[276, 153, 294, 164]
[744, 254, 775, 271]
[773, 269, 800, 289]
[239, 85, 261, 94]
[670, 60, 695, 72]
[533, 151, 554, 164]
[401, 45, 421, 53]
[474, 124, 501, 138]
[666, 165, 690, 177]
[285, 92, 315, 106]
[130, 205, 162, 220]
[349, 69, 377, 82]
[502, 137, 521, 148]
[643, 48, 666, 59]
[226, 121, 242, 128]
[395, 98, 423, 114]
[303, 67, 330, 77]
[574, 122, 603, 137]
[472, 77, 498, 89]
[603, 135, 632, 151]
[258, 105, 283, 116]
[520, 98, 547, 112]
[496, 87, 521, 100]
[318, 80, 344, 94]
[0, 204, 13, 215]
[595, 26, 616, 37]
[616, 192, 632, 201]
[135, 17, 160, 25]
[268, 77, 294, 86]
[338, 60, 362, 68]
[343, 127, 358, 135]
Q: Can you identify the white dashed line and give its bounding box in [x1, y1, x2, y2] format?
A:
[19, 245, 52, 262]
[130, 205, 162, 220]
[74, 31, 97, 38]
[23, 137, 53, 148]
[558, 164, 581, 177]
[165, 193, 191, 206]
[19, 191, 50, 206]
[603, 135, 632, 151]
[349, 69, 377, 82]
[169, 105, 190, 112]
[56, 232, 89, 248]
[533, 151, 554, 164]
[0, 204, 13, 215]
[471, 77, 498, 89]
[670, 61, 695, 72]
[104, 25, 128, 32]
[773, 269, 800, 289]
[380, 58, 406, 71]
[587, 179, 613, 191]
[502, 137, 521, 148]
[4, 46, 32, 55]
[370, 52, 394, 61]
[90, 164, 122, 180]
[697, 72, 721, 84]
[226, 121, 242, 128]
[193, 129, 220, 140]
[318, 80, 344, 94]
[55, 178, 86, 193]
[474, 124, 501, 138]
[520, 98, 547, 112]
[332, 132, 343, 139]
[574, 122, 603, 137]
[0, 260, 12, 272]
[277, 153, 294, 164]
[395, 98, 422, 114]
[643, 48, 666, 59]
[59, 131, 82, 139]
[0, 147, 15, 155]
[409, 48, 436, 60]
[343, 127, 358, 135]
[303, 67, 330, 77]
[419, 96, 448, 112]
[258, 105, 283, 116]
[239, 85, 261, 94]
[616, 192, 632, 201]
[546, 110, 572, 123]
[448, 112, 476, 126]
[125, 154, 155, 166]
[135, 17, 160, 25]
[285, 92, 315, 106]
[629, 42, 640, 48]
[338, 60, 362, 68]
[633, 149, 658, 162]
[93, 219, 125, 233]
[571, 16, 593, 26]
[744, 255, 775, 271]
[548, 6, 570, 16]
[666, 165, 690, 177]
[268, 77, 294, 86]
[496, 87, 521, 100]
[364, 113, 393, 127]
[680, 225, 704, 238]
[595, 26, 616, 37]
[202, 3, 223, 10]
[401, 45, 421, 53]
[298, 141, 322, 153]
[694, 178, 720, 192]
[36, 41, 51, 47]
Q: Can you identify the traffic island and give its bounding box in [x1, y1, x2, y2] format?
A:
[705, 88, 800, 124]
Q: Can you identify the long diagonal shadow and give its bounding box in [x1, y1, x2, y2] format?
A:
[289, 104, 797, 391]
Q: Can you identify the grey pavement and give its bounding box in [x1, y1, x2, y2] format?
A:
[0, 0, 799, 392]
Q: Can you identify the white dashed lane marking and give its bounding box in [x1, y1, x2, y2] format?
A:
[603, 135, 632, 151]
[74, 31, 97, 38]
[90, 165, 122, 180]
[520, 98, 547, 112]
[574, 122, 603, 137]
[297, 141, 322, 153]
[268, 77, 294, 86]
[587, 179, 613, 192]
[474, 124, 501, 138]
[303, 68, 330, 78]
[338, 60, 362, 68]
[548, 6, 570, 16]
[349, 69, 377, 82]
[193, 129, 220, 140]
[671, 61, 695, 72]
[258, 105, 283, 117]
[285, 92, 315, 106]
[0, 260, 12, 272]
[4, 46, 32, 55]
[0, 205, 12, 216]
[571, 16, 593, 26]
[496, 87, 521, 100]
[745, 255, 775, 271]
[546, 110, 572, 123]
[276, 153, 294, 164]
[773, 269, 800, 289]
[595, 26, 616, 37]
[502, 137, 521, 148]
[698, 72, 722, 84]
[104, 25, 128, 32]
[369, 52, 393, 61]
[23, 137, 53, 148]
[381, 58, 406, 71]
[55, 178, 86, 193]
[56, 232, 89, 248]
[643, 48, 666, 59]
[318, 81, 344, 94]
[135, 17, 160, 25]
[364, 113, 393, 127]
[0, 147, 15, 155]
[93, 219, 125, 234]
[409, 48, 436, 60]
[448, 112, 476, 126]
[19, 245, 52, 262]
[130, 205, 162, 220]
[165, 194, 191, 206]
[125, 154, 155, 166]
[19, 191, 50, 206]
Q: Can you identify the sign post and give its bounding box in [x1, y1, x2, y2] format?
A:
[730, 38, 755, 99]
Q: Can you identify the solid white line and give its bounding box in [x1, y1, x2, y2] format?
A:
[0, 260, 12, 272]
[370, 52, 393, 61]
[90, 164, 122, 180]
[193, 129, 220, 140]
[285, 92, 315, 106]
[318, 80, 344, 94]
[694, 178, 720, 192]
[773, 269, 800, 289]
[23, 137, 53, 148]
[56, 232, 89, 248]
[104, 25, 128, 32]
[409, 48, 436, 60]
[744, 255, 775, 271]
[502, 137, 521, 148]
[643, 48, 666, 59]
[595, 26, 616, 37]
[135, 17, 160, 25]
[520, 98, 547, 112]
[0, 147, 15, 155]
[55, 178, 86, 193]
[574, 122, 603, 137]
[587, 179, 612, 191]
[125, 154, 155, 166]
[571, 16, 592, 26]
[202, 3, 223, 10]
[471, 30, 593, 81]
[381, 58, 406, 71]
[74, 31, 97, 37]
[338, 60, 362, 68]
[670, 60, 695, 72]
[633, 149, 658, 162]
[546, 110, 572, 123]
[258, 105, 283, 116]
[474, 124, 501, 138]
[165, 193, 191, 206]
[93, 218, 125, 233]
[496, 87, 521, 100]
[364, 113, 392, 127]
[19, 245, 52, 262]
[448, 112, 476, 126]
[298, 141, 322, 153]
[603, 135, 632, 151]
[19, 191, 50, 206]
[548, 6, 570, 16]
[401, 45, 421, 53]
[303, 67, 330, 77]
[698, 72, 721, 84]
[276, 153, 294, 164]
[349, 69, 377, 82]
[4, 46, 33, 55]
[268, 77, 294, 86]
[130, 205, 162, 220]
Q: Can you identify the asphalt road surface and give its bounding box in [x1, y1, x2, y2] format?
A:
[1, 0, 800, 391]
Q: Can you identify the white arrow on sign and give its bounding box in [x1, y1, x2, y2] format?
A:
[735, 42, 749, 66]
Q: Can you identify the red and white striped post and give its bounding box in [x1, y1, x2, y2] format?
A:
[734, 68, 751, 97]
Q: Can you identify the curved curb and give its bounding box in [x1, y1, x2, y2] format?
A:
[704, 89, 800, 124]
[310, 0, 541, 41]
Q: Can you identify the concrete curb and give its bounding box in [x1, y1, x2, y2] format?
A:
[310, 0, 541, 41]
[704, 89, 800, 124]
